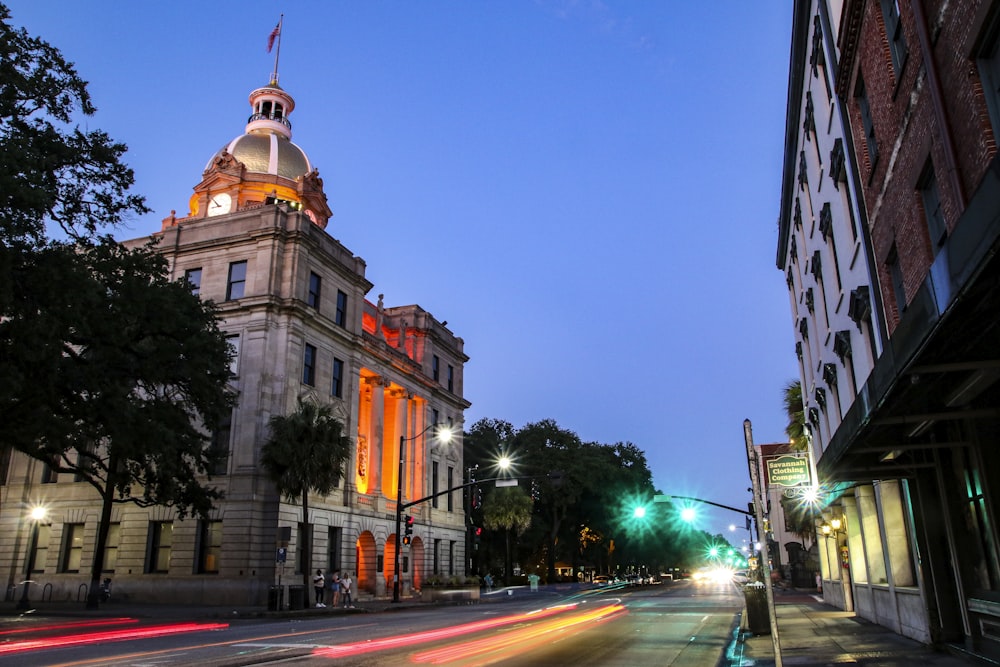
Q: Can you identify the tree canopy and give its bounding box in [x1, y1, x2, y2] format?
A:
[465, 418, 732, 583]
[262, 397, 351, 590]
[1, 5, 238, 608]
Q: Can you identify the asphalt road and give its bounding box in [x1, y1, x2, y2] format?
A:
[2, 579, 746, 667]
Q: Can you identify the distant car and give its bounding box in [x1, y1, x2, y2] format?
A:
[732, 569, 750, 584]
[593, 575, 611, 586]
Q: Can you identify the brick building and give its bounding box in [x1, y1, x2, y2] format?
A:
[780, 0, 1000, 659]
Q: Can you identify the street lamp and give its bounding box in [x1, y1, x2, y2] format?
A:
[393, 423, 452, 603]
[17, 505, 48, 611]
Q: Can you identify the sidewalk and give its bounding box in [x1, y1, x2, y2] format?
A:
[736, 589, 987, 666]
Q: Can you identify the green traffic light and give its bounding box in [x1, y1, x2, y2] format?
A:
[680, 507, 697, 522]
[633, 506, 646, 519]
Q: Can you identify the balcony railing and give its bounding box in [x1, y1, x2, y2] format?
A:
[247, 112, 292, 130]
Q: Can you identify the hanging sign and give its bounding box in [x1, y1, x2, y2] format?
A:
[766, 455, 810, 487]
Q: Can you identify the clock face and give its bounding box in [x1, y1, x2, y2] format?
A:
[208, 192, 232, 216]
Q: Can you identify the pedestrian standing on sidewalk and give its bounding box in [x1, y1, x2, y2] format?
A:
[313, 569, 326, 607]
[341, 572, 354, 608]
[329, 570, 341, 607]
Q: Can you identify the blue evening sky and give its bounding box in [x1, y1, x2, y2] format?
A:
[9, 1, 797, 540]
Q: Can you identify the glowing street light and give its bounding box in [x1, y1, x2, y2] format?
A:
[16, 505, 48, 611]
[393, 423, 451, 603]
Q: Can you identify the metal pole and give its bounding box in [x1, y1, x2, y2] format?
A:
[16, 523, 38, 611]
[392, 434, 405, 603]
[745, 418, 783, 667]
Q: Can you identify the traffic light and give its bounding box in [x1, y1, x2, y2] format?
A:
[403, 515, 414, 546]
[471, 486, 482, 510]
[473, 526, 482, 544]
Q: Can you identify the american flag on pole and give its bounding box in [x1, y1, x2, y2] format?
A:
[267, 22, 280, 53]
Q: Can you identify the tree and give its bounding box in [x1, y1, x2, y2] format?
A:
[262, 397, 351, 595]
[1, 7, 239, 609]
[8, 239, 237, 608]
[482, 486, 532, 585]
[0, 2, 146, 262]
[783, 379, 807, 451]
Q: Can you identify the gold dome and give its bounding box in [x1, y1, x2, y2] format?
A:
[207, 133, 311, 181]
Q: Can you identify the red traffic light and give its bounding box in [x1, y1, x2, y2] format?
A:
[405, 515, 414, 527]
[474, 527, 482, 536]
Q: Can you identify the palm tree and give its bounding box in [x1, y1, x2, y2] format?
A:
[261, 397, 351, 597]
[783, 379, 807, 451]
[483, 486, 533, 585]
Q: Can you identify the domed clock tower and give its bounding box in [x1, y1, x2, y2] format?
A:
[163, 80, 332, 229]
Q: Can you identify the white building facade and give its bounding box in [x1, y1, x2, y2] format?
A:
[777, 0, 932, 643]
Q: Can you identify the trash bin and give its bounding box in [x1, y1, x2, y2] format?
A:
[268, 585, 283, 611]
[287, 584, 306, 610]
[743, 582, 769, 635]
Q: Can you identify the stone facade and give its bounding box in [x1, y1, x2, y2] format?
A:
[0, 78, 470, 607]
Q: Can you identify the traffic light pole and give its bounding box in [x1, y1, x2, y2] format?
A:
[392, 434, 406, 603]
[393, 473, 514, 602]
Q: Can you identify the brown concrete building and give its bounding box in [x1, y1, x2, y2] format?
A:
[1, 77, 470, 607]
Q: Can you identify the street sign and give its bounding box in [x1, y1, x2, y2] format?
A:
[495, 479, 518, 487]
[766, 454, 810, 487]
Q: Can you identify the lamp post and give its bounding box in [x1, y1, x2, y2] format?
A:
[393, 423, 451, 603]
[16, 506, 47, 611]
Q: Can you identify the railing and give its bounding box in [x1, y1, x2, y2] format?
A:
[247, 113, 292, 130]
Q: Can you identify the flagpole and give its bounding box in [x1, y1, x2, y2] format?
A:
[270, 14, 284, 85]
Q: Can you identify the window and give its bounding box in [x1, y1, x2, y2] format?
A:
[60, 523, 85, 573]
[332, 357, 344, 398]
[226, 261, 247, 300]
[74, 443, 92, 482]
[184, 268, 202, 296]
[432, 461, 440, 508]
[977, 17, 1000, 138]
[880, 0, 908, 76]
[303, 344, 317, 386]
[856, 76, 879, 168]
[328, 526, 343, 573]
[887, 246, 906, 315]
[29, 524, 50, 573]
[432, 409, 440, 427]
[0, 446, 10, 485]
[103, 523, 120, 573]
[449, 540, 456, 576]
[918, 160, 947, 250]
[434, 539, 441, 575]
[335, 290, 348, 327]
[432, 355, 440, 382]
[148, 522, 173, 573]
[41, 457, 57, 484]
[198, 520, 223, 574]
[447, 466, 454, 512]
[226, 334, 241, 376]
[209, 411, 231, 476]
[307, 272, 322, 310]
[447, 365, 454, 393]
